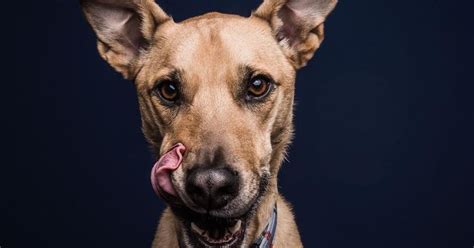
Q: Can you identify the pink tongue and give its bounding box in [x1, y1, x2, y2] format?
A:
[150, 143, 185, 197]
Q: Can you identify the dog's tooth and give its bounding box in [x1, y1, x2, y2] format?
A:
[229, 220, 242, 234]
[198, 227, 209, 238]
[203, 231, 211, 239]
[191, 222, 206, 236]
[191, 222, 198, 232]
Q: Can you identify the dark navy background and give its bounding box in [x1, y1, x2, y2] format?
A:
[5, 0, 474, 247]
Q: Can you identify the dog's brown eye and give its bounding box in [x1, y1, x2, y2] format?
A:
[156, 80, 179, 103]
[247, 76, 272, 99]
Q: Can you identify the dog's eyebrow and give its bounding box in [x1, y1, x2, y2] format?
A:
[240, 65, 254, 82]
[160, 69, 181, 82]
[153, 69, 184, 86]
[171, 70, 182, 84]
[240, 65, 266, 80]
[240, 65, 277, 85]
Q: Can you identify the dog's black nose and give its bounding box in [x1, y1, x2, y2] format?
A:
[186, 167, 239, 210]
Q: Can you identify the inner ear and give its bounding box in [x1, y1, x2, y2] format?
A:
[253, 0, 337, 68]
[277, 4, 305, 45]
[80, 0, 172, 79]
[95, 3, 146, 58]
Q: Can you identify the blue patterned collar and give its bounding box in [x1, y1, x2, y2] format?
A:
[251, 204, 277, 248]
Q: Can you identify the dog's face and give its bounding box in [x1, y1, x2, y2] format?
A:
[138, 14, 295, 214]
[81, 0, 336, 247]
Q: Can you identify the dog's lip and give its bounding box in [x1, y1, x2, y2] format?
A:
[190, 220, 243, 246]
[174, 204, 248, 247]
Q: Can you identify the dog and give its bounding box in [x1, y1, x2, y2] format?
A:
[80, 0, 337, 247]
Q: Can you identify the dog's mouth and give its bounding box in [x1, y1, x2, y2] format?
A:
[189, 217, 245, 247]
[168, 185, 268, 247]
[171, 205, 250, 248]
[170, 173, 270, 247]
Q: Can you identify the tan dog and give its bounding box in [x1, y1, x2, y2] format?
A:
[80, 0, 337, 247]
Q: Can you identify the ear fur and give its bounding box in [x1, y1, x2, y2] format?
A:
[80, 0, 171, 79]
[253, 0, 337, 68]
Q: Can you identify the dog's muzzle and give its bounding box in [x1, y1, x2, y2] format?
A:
[150, 143, 266, 247]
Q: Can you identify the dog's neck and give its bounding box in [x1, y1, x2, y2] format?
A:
[242, 142, 286, 245]
[251, 202, 277, 247]
[244, 179, 278, 246]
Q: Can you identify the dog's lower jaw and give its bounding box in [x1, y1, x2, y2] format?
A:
[151, 187, 303, 248]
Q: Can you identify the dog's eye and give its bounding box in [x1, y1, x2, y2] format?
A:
[155, 80, 179, 103]
[246, 76, 273, 100]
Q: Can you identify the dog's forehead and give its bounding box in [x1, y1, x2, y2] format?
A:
[159, 13, 290, 81]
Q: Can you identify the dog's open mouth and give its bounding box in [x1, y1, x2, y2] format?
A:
[189, 218, 244, 246]
[171, 205, 250, 247]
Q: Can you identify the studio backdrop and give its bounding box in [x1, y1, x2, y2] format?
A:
[5, 0, 474, 248]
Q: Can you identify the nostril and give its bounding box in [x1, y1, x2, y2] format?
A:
[187, 182, 206, 198]
[216, 184, 233, 195]
[214, 177, 238, 196]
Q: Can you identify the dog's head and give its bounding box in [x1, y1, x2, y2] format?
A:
[81, 0, 336, 246]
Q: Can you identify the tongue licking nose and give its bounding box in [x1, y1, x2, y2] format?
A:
[151, 143, 186, 197]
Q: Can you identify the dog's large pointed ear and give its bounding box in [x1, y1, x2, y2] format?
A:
[253, 0, 337, 68]
[80, 0, 171, 79]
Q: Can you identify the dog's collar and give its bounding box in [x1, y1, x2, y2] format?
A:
[251, 204, 277, 248]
